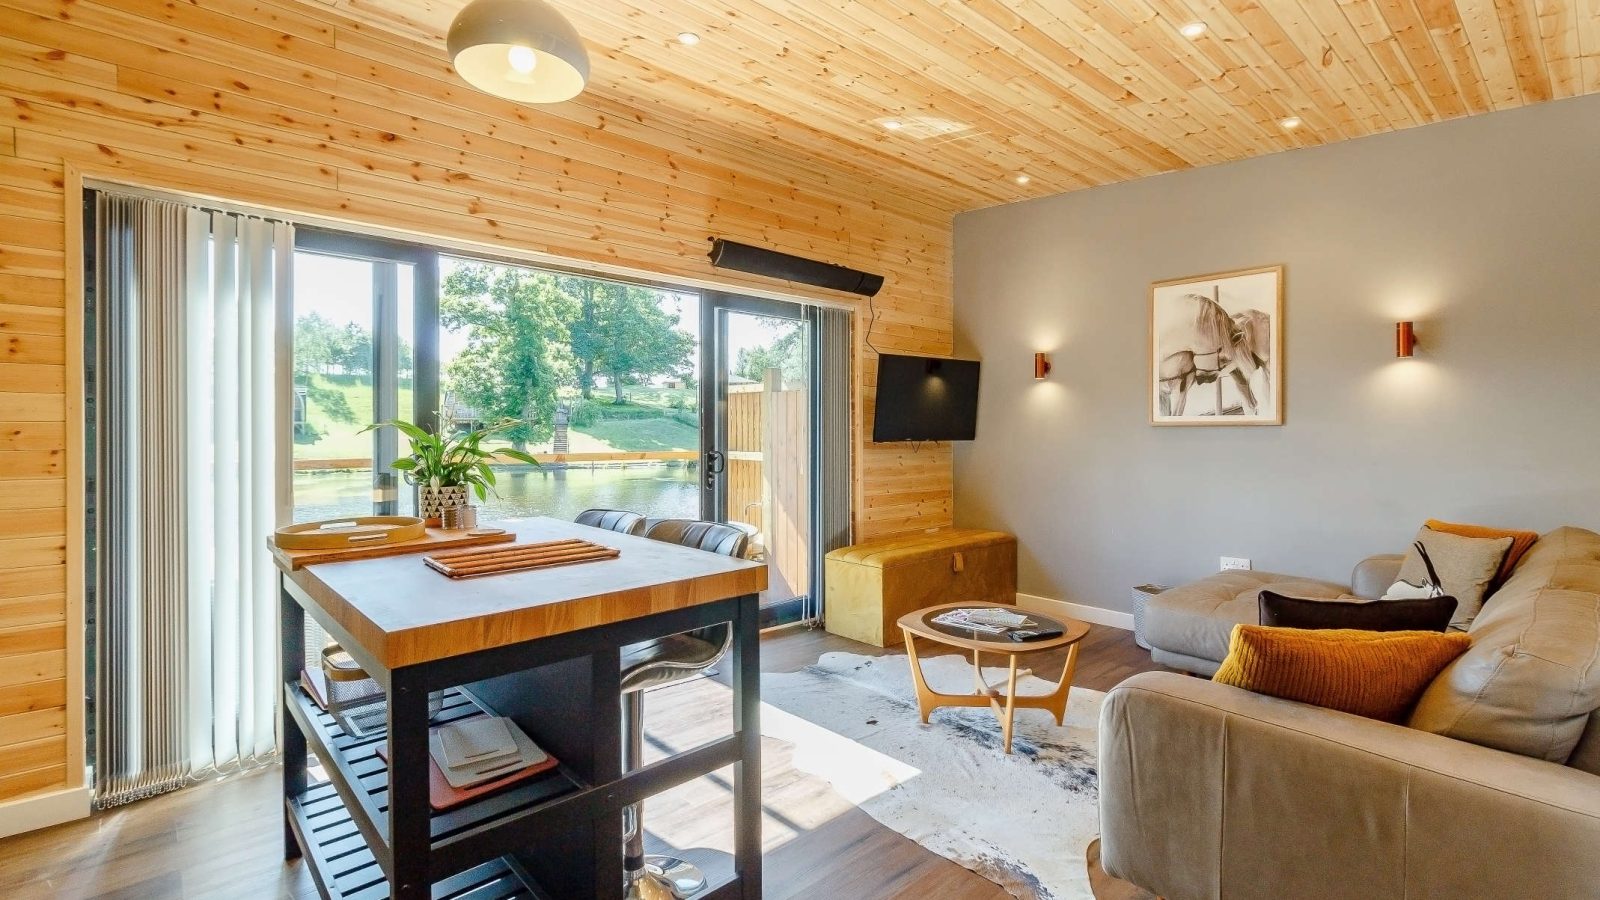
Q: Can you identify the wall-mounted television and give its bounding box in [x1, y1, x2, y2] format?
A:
[871, 354, 981, 442]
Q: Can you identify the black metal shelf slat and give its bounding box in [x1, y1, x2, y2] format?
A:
[285, 680, 589, 878]
[286, 778, 549, 900]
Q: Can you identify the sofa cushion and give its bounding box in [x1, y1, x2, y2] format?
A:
[1143, 571, 1347, 667]
[1214, 625, 1471, 722]
[1424, 518, 1540, 586]
[1258, 590, 1456, 632]
[1409, 527, 1600, 763]
[1393, 527, 1513, 631]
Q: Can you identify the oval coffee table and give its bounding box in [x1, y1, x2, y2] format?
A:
[897, 601, 1090, 754]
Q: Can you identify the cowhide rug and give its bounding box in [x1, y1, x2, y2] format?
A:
[762, 651, 1104, 900]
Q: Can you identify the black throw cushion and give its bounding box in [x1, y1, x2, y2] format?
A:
[1258, 590, 1456, 632]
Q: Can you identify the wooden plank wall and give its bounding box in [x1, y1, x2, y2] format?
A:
[0, 0, 953, 803]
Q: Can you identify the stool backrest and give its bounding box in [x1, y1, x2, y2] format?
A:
[643, 519, 749, 559]
[574, 508, 646, 535]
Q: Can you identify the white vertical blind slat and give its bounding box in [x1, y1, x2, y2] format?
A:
[210, 212, 242, 768]
[183, 209, 216, 773]
[246, 218, 279, 758]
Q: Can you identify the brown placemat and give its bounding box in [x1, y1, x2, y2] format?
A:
[423, 537, 620, 579]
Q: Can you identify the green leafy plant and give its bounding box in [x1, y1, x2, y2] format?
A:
[362, 417, 540, 502]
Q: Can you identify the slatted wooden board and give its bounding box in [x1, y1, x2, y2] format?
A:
[423, 538, 620, 579]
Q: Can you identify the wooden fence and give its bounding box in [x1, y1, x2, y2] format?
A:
[727, 370, 810, 608]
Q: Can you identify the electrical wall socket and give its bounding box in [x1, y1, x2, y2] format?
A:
[1220, 557, 1252, 572]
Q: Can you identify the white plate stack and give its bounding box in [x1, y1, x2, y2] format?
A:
[431, 716, 548, 788]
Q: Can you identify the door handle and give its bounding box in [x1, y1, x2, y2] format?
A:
[704, 449, 725, 488]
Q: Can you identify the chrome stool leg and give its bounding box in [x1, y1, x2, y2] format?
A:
[623, 691, 708, 899]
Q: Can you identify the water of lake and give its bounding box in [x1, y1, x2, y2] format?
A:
[292, 463, 702, 525]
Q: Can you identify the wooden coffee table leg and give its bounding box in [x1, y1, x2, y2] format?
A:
[1045, 641, 1082, 725]
[901, 627, 935, 724]
[1001, 654, 1020, 754]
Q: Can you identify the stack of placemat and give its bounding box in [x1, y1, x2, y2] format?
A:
[377, 714, 559, 811]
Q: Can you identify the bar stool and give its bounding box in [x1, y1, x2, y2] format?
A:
[621, 519, 749, 899]
[575, 507, 647, 535]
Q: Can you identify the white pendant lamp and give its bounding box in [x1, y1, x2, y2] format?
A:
[447, 0, 590, 103]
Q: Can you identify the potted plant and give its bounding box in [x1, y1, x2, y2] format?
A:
[363, 418, 540, 525]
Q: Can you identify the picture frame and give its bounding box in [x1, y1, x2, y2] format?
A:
[1150, 264, 1283, 426]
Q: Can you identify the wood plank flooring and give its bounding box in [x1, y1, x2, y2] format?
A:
[0, 623, 1164, 900]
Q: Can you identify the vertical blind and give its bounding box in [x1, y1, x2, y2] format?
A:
[809, 305, 853, 624]
[93, 192, 292, 808]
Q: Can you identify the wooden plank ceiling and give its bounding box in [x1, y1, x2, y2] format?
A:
[319, 0, 1600, 215]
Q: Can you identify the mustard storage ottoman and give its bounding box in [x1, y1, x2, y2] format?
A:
[825, 529, 1017, 647]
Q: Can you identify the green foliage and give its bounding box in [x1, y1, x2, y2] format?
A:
[294, 312, 411, 379]
[735, 323, 807, 386]
[441, 265, 574, 448]
[363, 418, 540, 502]
[439, 265, 696, 441]
[559, 276, 695, 403]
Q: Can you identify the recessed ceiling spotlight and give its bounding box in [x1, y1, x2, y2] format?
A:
[1280, 115, 1302, 129]
[677, 31, 700, 45]
[1015, 174, 1031, 185]
[1179, 21, 1207, 38]
[882, 119, 903, 130]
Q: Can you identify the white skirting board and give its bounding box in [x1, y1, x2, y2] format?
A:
[0, 784, 91, 839]
[1016, 592, 1135, 631]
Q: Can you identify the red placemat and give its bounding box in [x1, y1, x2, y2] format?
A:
[300, 668, 329, 710]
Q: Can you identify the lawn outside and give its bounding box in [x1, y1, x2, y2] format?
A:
[294, 375, 700, 461]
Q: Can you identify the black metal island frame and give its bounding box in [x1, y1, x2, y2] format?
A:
[273, 517, 769, 900]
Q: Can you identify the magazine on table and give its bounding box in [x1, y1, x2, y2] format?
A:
[932, 607, 1036, 634]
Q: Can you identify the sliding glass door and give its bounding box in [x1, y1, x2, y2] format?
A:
[702, 294, 816, 626]
[284, 224, 843, 628]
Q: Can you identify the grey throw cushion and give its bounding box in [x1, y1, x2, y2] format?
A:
[1394, 527, 1513, 631]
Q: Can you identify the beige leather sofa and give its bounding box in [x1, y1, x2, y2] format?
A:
[1141, 556, 1405, 675]
[1099, 527, 1600, 900]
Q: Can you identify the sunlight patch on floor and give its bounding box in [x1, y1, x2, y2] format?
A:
[639, 674, 922, 856]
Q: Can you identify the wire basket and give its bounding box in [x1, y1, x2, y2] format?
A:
[320, 646, 445, 737]
[1131, 584, 1167, 651]
[322, 647, 387, 737]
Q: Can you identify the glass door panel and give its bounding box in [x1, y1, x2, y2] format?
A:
[289, 244, 421, 521]
[290, 251, 378, 522]
[434, 257, 703, 523]
[706, 297, 814, 622]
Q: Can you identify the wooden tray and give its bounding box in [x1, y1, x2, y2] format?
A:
[424, 538, 620, 579]
[274, 516, 426, 550]
[270, 527, 516, 570]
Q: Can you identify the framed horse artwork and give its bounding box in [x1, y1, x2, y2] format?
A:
[1150, 265, 1284, 426]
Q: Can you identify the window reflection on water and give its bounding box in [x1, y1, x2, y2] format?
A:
[290, 463, 701, 525]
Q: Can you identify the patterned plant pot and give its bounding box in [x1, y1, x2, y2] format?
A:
[419, 484, 468, 526]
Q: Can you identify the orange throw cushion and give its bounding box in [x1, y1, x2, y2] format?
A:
[1213, 625, 1471, 722]
[1425, 519, 1539, 584]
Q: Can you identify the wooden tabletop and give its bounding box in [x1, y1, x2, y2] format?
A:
[897, 601, 1089, 653]
[282, 517, 767, 669]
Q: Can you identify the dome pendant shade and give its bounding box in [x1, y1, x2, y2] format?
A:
[447, 0, 590, 103]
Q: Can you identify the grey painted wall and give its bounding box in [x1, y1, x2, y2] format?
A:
[952, 94, 1600, 615]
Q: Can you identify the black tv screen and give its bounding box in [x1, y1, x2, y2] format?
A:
[872, 354, 981, 442]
